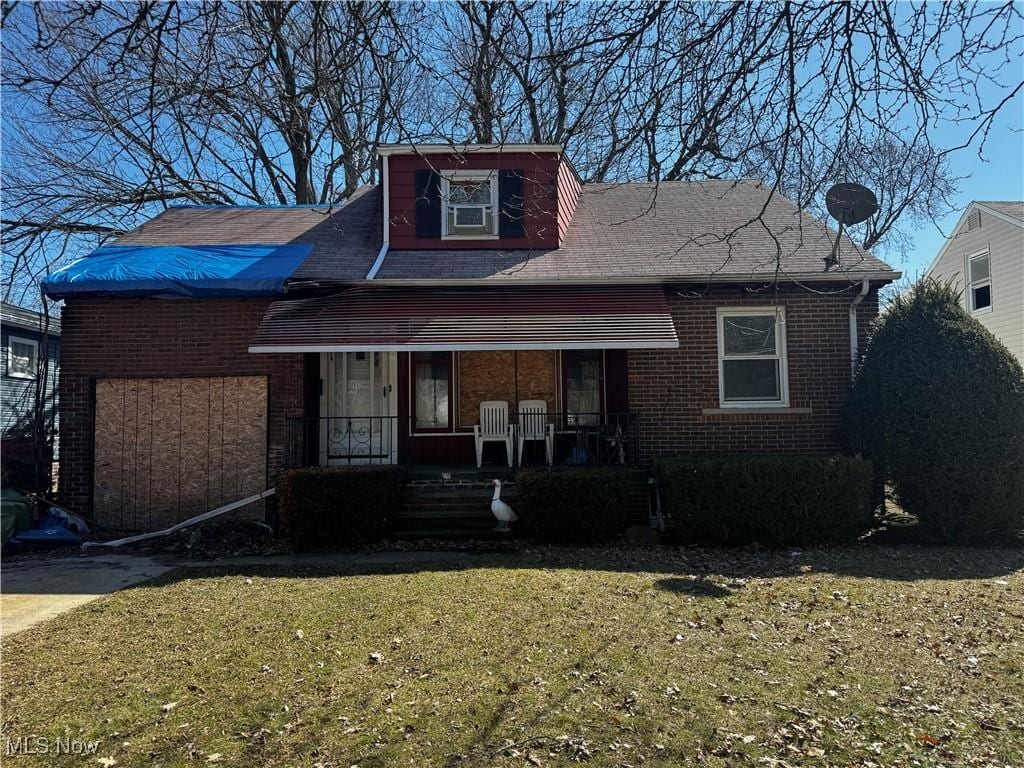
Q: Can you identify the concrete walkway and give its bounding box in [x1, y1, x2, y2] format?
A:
[1, 554, 175, 638]
[1, 550, 487, 638]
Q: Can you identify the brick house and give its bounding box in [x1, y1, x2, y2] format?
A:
[43, 144, 899, 531]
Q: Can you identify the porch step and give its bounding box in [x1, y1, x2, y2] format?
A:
[399, 507, 498, 520]
[392, 513, 506, 538]
[390, 528, 514, 541]
[401, 486, 516, 503]
[406, 466, 517, 484]
[396, 481, 518, 539]
[394, 514, 497, 530]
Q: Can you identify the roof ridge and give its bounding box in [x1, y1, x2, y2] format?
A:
[169, 203, 341, 210]
[168, 186, 379, 211]
[584, 178, 762, 185]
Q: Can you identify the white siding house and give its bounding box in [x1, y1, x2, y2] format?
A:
[924, 201, 1024, 363]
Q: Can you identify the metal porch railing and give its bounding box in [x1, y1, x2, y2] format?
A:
[283, 412, 640, 471]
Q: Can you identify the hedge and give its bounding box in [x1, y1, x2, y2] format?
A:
[515, 468, 632, 545]
[656, 454, 875, 546]
[842, 279, 1024, 543]
[277, 465, 403, 551]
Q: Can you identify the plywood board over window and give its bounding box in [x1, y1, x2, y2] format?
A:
[93, 376, 267, 531]
[457, 351, 557, 428]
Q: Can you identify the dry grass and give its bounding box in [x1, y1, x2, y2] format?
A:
[2, 544, 1023, 767]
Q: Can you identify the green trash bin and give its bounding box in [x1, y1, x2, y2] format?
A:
[1, 486, 34, 543]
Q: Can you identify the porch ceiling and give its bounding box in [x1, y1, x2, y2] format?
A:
[248, 285, 679, 352]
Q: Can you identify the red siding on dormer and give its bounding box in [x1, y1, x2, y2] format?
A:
[387, 152, 561, 250]
[556, 159, 582, 243]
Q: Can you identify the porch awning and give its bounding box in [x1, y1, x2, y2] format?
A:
[249, 285, 679, 352]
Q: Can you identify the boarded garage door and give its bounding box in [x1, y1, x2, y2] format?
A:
[93, 376, 267, 530]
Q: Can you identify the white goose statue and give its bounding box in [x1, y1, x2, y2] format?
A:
[490, 479, 517, 531]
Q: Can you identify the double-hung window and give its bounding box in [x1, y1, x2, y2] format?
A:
[967, 250, 992, 313]
[413, 351, 451, 430]
[441, 172, 498, 239]
[7, 336, 38, 380]
[717, 308, 789, 406]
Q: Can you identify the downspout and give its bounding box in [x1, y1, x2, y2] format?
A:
[849, 277, 870, 375]
[366, 153, 390, 280]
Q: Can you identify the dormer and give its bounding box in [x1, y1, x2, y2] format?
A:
[378, 144, 581, 251]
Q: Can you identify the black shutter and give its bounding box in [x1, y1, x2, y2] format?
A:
[414, 169, 442, 238]
[498, 169, 525, 238]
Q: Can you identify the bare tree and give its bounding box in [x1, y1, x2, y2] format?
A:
[1, 1, 408, 302]
[2, 1, 1022, 302]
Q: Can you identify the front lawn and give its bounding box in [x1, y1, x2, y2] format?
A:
[2, 545, 1022, 767]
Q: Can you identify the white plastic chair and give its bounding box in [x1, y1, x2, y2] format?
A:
[474, 400, 513, 468]
[517, 400, 554, 466]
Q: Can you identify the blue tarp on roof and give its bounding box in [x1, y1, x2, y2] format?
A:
[41, 243, 313, 299]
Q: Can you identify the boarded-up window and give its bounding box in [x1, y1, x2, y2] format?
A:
[456, 351, 557, 428]
[93, 376, 267, 531]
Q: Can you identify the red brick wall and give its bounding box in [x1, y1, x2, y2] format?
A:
[387, 152, 561, 249]
[57, 298, 305, 517]
[629, 285, 879, 460]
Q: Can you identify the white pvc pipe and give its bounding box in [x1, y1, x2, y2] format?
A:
[849, 277, 870, 375]
[366, 154, 390, 280]
[84, 488, 276, 549]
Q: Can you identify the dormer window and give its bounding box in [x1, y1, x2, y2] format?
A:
[442, 172, 498, 239]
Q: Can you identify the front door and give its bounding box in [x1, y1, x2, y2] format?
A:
[320, 352, 396, 464]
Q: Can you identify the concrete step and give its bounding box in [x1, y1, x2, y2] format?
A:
[390, 527, 515, 541]
[398, 481, 519, 538]
[398, 507, 497, 520]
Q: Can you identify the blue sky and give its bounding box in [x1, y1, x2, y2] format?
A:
[898, 92, 1023, 279]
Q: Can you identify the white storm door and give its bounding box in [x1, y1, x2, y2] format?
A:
[320, 352, 396, 464]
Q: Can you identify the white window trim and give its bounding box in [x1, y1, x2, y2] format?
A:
[440, 170, 500, 240]
[966, 249, 993, 315]
[716, 307, 790, 408]
[7, 335, 39, 380]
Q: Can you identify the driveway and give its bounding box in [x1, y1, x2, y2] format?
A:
[1, 554, 173, 638]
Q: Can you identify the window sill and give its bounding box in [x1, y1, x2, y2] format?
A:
[441, 235, 501, 241]
[6, 373, 36, 381]
[970, 306, 993, 316]
[702, 406, 811, 415]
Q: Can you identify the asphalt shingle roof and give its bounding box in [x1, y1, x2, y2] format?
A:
[977, 201, 1024, 222]
[117, 186, 381, 283]
[113, 179, 897, 285]
[376, 180, 895, 282]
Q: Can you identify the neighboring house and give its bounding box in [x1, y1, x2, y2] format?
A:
[924, 201, 1024, 362]
[43, 144, 899, 531]
[1, 302, 60, 486]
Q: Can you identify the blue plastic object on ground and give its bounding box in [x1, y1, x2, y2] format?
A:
[41, 243, 313, 299]
[7, 513, 82, 548]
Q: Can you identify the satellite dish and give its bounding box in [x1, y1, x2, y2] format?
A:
[826, 182, 879, 226]
[823, 182, 878, 270]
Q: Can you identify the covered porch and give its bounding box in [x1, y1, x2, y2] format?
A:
[282, 348, 640, 472]
[250, 284, 679, 473]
